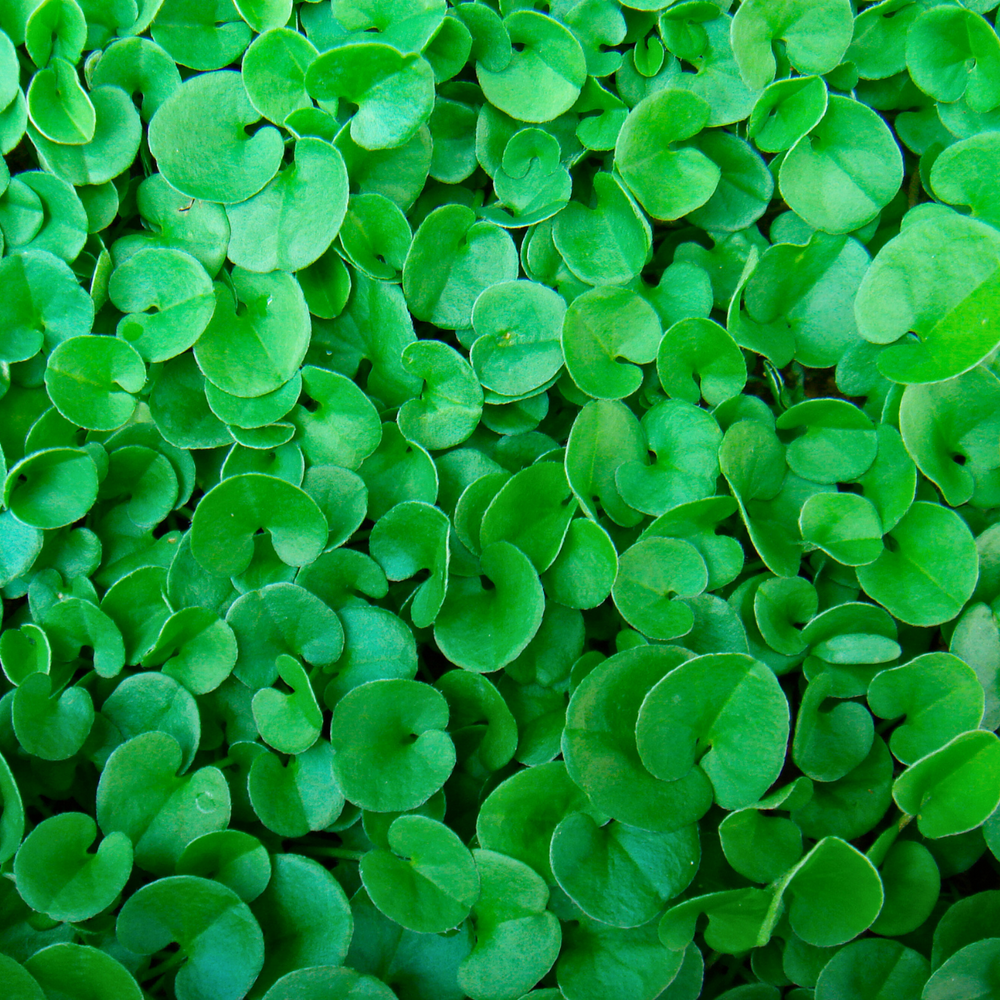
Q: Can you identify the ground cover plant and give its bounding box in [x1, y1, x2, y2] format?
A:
[4, 0, 1000, 997]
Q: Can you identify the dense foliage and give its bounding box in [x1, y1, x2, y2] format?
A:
[2, 0, 1000, 998]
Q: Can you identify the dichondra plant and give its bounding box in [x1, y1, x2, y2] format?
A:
[2, 0, 1000, 998]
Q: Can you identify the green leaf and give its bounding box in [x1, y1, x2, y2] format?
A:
[44, 334, 145, 432]
[792, 672, 874, 783]
[470, 280, 565, 397]
[194, 267, 309, 399]
[261, 968, 398, 1000]
[398, 339, 483, 450]
[226, 138, 348, 274]
[4, 447, 99, 529]
[551, 814, 699, 929]
[617, 399, 723, 517]
[251, 654, 323, 755]
[307, 43, 435, 150]
[289, 365, 381, 469]
[541, 517, 618, 610]
[102, 671, 200, 771]
[361, 815, 479, 933]
[869, 839, 940, 938]
[26, 58, 95, 145]
[564, 645, 713, 832]
[339, 192, 412, 281]
[900, 367, 1000, 509]
[176, 830, 271, 904]
[923, 939, 1000, 1000]
[748, 76, 827, 154]
[434, 541, 544, 673]
[553, 171, 651, 286]
[23, 944, 141, 1000]
[12, 670, 94, 761]
[142, 607, 238, 695]
[769, 836, 884, 948]
[25, 0, 87, 68]
[330, 678, 455, 812]
[476, 760, 597, 885]
[116, 875, 264, 1000]
[558, 910, 685, 1000]
[636, 652, 790, 809]
[565, 399, 646, 528]
[931, 133, 1000, 231]
[248, 741, 344, 838]
[476, 10, 585, 124]
[734, 231, 869, 369]
[250, 852, 353, 996]
[719, 798, 805, 885]
[190, 473, 328, 578]
[659, 887, 776, 955]
[906, 6, 1000, 112]
[869, 653, 985, 765]
[0, 952, 44, 1000]
[110, 248, 215, 364]
[615, 89, 721, 221]
[856, 501, 979, 628]
[403, 204, 518, 330]
[0, 249, 94, 364]
[893, 730, 1000, 839]
[612, 537, 708, 641]
[479, 462, 576, 574]
[562, 285, 661, 400]
[148, 70, 283, 204]
[657, 316, 746, 406]
[227, 582, 344, 689]
[457, 849, 561, 1000]
[13, 812, 132, 923]
[814, 938, 930, 1000]
[96, 732, 230, 874]
[856, 214, 1000, 384]
[241, 27, 316, 127]
[779, 95, 902, 235]
[731, 0, 854, 89]
[87, 36, 181, 122]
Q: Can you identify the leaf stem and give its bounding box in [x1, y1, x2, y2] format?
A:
[141, 949, 186, 983]
[299, 846, 367, 861]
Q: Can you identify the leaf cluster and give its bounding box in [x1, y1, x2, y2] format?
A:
[2, 1, 1000, 999]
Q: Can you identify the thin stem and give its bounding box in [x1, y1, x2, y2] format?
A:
[299, 847, 366, 861]
[142, 949, 186, 983]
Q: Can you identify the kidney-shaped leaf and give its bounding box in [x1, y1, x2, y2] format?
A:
[190, 473, 328, 577]
[550, 813, 699, 930]
[148, 70, 283, 204]
[96, 732, 231, 875]
[563, 646, 713, 832]
[44, 334, 145, 432]
[868, 653, 985, 765]
[458, 849, 561, 1000]
[855, 214, 1000, 384]
[116, 875, 264, 1000]
[771, 836, 884, 948]
[330, 679, 455, 813]
[615, 89, 720, 221]
[636, 652, 790, 809]
[14, 811, 133, 923]
[856, 501, 978, 628]
[361, 814, 479, 934]
[893, 730, 1000, 839]
[434, 541, 544, 673]
[306, 43, 435, 151]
